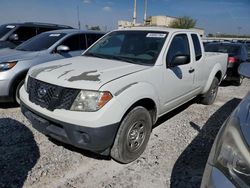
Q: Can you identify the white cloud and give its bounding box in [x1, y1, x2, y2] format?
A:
[102, 6, 112, 12]
[83, 0, 92, 4]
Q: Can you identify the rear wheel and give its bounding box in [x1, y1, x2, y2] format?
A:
[200, 77, 219, 105]
[235, 76, 243, 86]
[15, 80, 24, 104]
[111, 106, 152, 164]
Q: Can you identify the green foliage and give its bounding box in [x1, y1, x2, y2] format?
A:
[170, 16, 196, 29]
[85, 25, 101, 31]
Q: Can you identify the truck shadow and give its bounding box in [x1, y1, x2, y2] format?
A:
[170, 98, 241, 188]
[0, 102, 19, 109]
[49, 138, 111, 161]
[0, 118, 40, 188]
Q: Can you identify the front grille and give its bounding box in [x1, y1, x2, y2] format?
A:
[27, 77, 80, 111]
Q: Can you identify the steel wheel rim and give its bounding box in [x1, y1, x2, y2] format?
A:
[126, 120, 146, 152]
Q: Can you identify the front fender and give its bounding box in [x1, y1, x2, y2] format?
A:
[112, 82, 160, 122]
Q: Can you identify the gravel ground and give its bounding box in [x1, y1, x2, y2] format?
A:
[0, 80, 249, 188]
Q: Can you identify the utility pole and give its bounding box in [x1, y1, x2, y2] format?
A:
[133, 0, 137, 25]
[77, 5, 81, 29]
[144, 0, 148, 25]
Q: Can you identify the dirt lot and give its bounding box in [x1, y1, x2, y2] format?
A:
[0, 80, 249, 188]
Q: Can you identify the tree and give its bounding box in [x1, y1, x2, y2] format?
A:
[170, 16, 196, 29]
[89, 26, 101, 31]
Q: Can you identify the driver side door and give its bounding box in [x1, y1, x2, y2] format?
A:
[161, 33, 197, 113]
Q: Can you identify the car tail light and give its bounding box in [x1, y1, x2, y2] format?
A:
[228, 57, 238, 63]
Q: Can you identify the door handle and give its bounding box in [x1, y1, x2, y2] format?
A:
[189, 68, 195, 73]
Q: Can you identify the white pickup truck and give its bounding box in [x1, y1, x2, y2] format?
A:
[20, 27, 228, 163]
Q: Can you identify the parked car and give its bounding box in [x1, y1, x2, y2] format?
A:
[0, 22, 73, 49]
[245, 41, 250, 60]
[204, 42, 249, 85]
[201, 62, 250, 188]
[20, 27, 228, 163]
[0, 29, 104, 103]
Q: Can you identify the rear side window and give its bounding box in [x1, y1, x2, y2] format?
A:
[86, 34, 103, 47]
[60, 34, 86, 51]
[191, 34, 202, 61]
[166, 34, 190, 65]
[13, 26, 37, 42]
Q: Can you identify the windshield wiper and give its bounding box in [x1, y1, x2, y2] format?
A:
[84, 53, 136, 64]
[108, 55, 136, 64]
[84, 52, 107, 59]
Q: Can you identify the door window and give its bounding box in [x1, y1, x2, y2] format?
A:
[166, 34, 190, 66]
[86, 34, 103, 47]
[12, 26, 37, 42]
[60, 34, 86, 51]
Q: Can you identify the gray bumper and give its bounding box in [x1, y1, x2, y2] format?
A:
[21, 102, 120, 155]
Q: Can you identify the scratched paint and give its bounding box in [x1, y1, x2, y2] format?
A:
[57, 69, 74, 79]
[68, 70, 100, 82]
[114, 82, 138, 96]
[31, 63, 72, 78]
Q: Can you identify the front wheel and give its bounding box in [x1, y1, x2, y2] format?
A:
[200, 77, 219, 105]
[111, 106, 152, 164]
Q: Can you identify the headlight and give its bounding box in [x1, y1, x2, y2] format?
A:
[0, 61, 17, 72]
[211, 117, 250, 187]
[70, 90, 113, 112]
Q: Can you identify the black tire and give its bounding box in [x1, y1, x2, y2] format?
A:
[235, 76, 243, 86]
[200, 77, 219, 105]
[15, 80, 24, 104]
[111, 106, 152, 164]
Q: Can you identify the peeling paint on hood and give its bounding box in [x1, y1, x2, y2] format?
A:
[68, 70, 100, 82]
[31, 63, 72, 78]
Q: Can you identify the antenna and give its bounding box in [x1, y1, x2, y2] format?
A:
[77, 5, 81, 29]
[144, 0, 147, 24]
[133, 0, 137, 25]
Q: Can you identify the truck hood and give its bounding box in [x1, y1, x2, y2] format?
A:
[29, 56, 150, 90]
[0, 48, 40, 62]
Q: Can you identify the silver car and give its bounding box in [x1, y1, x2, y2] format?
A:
[0, 29, 104, 103]
[201, 63, 250, 187]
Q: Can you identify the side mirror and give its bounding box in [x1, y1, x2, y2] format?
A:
[56, 45, 70, 53]
[169, 55, 190, 67]
[238, 63, 250, 78]
[9, 34, 19, 41]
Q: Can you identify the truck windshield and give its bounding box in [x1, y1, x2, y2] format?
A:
[16, 33, 66, 51]
[0, 25, 14, 39]
[84, 30, 168, 65]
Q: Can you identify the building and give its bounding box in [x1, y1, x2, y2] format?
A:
[145, 15, 178, 27]
[118, 20, 142, 29]
[118, 15, 205, 38]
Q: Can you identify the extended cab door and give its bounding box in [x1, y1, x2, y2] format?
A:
[161, 33, 197, 112]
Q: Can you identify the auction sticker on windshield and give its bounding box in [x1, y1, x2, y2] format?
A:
[6, 25, 15, 29]
[146, 33, 166, 38]
[49, 34, 61, 37]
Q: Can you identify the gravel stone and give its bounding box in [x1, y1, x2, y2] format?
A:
[0, 80, 249, 188]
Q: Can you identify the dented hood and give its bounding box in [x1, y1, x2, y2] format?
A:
[29, 56, 150, 90]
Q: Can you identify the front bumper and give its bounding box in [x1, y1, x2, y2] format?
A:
[21, 102, 119, 154]
[201, 164, 235, 188]
[0, 79, 13, 102]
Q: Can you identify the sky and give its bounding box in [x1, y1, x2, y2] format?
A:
[0, 0, 250, 35]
